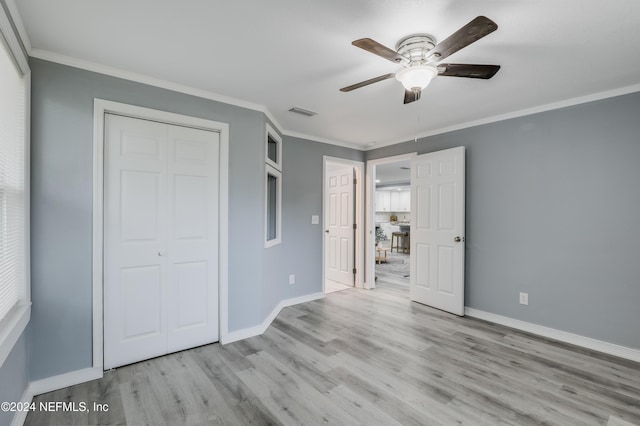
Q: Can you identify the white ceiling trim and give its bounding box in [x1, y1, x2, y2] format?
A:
[29, 48, 291, 139]
[368, 83, 640, 150]
[282, 129, 362, 151]
[30, 48, 365, 150]
[28, 49, 640, 154]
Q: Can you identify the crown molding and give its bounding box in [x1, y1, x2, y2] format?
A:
[29, 48, 289, 136]
[281, 129, 362, 151]
[367, 82, 640, 150]
[27, 49, 640, 153]
[29, 50, 366, 151]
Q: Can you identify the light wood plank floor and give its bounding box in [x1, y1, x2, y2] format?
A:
[26, 272, 640, 425]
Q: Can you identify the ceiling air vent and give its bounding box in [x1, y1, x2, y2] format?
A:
[288, 106, 317, 117]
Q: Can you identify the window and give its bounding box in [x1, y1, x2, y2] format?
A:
[265, 123, 282, 170]
[265, 124, 282, 247]
[0, 18, 30, 366]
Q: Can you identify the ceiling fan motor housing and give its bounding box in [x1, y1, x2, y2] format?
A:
[395, 34, 437, 65]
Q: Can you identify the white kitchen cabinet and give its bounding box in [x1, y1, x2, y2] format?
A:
[375, 190, 391, 211]
[390, 191, 401, 211]
[399, 190, 410, 212]
[377, 189, 410, 212]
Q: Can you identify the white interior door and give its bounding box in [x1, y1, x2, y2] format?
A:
[104, 114, 219, 369]
[410, 147, 465, 315]
[325, 165, 355, 286]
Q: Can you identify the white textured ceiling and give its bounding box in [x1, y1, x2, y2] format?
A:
[15, 0, 640, 149]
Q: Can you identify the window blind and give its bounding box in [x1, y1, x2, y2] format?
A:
[0, 36, 25, 323]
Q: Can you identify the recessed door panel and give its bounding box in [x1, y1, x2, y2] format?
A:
[174, 175, 207, 240]
[174, 261, 208, 328]
[416, 184, 431, 230]
[121, 266, 162, 339]
[329, 236, 337, 269]
[340, 192, 350, 226]
[438, 183, 455, 231]
[121, 134, 161, 159]
[174, 139, 209, 164]
[437, 245, 454, 295]
[415, 243, 430, 289]
[121, 171, 161, 242]
[340, 237, 349, 272]
[329, 193, 338, 227]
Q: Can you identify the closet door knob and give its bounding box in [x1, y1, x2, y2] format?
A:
[158, 252, 164, 256]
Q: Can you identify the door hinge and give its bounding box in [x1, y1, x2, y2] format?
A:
[353, 268, 357, 274]
[353, 178, 357, 184]
[353, 223, 357, 230]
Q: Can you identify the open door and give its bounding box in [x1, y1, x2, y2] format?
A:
[325, 165, 355, 286]
[410, 147, 465, 315]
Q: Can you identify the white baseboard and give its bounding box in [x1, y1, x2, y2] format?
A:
[28, 367, 103, 397]
[10, 367, 102, 426]
[10, 384, 33, 426]
[465, 307, 640, 363]
[222, 292, 324, 344]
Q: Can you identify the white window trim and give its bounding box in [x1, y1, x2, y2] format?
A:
[265, 123, 282, 171]
[0, 5, 31, 367]
[264, 164, 282, 248]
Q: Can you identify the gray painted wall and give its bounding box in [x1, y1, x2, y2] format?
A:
[28, 58, 363, 382]
[367, 92, 640, 349]
[261, 136, 364, 318]
[23, 55, 640, 387]
[29, 58, 264, 380]
[0, 332, 28, 426]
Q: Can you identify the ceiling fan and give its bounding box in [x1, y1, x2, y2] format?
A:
[340, 16, 501, 104]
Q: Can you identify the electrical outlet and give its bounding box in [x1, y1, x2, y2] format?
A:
[519, 292, 529, 305]
[289, 274, 295, 285]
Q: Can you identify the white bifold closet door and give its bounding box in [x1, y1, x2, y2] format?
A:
[104, 113, 219, 369]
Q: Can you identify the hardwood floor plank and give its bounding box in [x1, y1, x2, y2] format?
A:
[119, 375, 168, 426]
[190, 345, 281, 425]
[24, 272, 640, 425]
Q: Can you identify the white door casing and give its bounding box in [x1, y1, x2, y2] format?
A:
[104, 114, 219, 369]
[410, 147, 465, 316]
[325, 165, 355, 286]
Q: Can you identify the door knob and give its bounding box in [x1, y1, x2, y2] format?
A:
[454, 236, 464, 243]
[325, 230, 329, 233]
[158, 252, 164, 256]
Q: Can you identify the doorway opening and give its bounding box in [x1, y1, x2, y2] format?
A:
[366, 153, 416, 291]
[367, 155, 415, 294]
[366, 148, 466, 316]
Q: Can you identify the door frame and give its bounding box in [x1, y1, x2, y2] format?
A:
[365, 153, 417, 289]
[92, 99, 229, 372]
[322, 156, 365, 290]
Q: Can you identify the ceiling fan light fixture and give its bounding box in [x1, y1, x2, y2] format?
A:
[395, 65, 438, 91]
